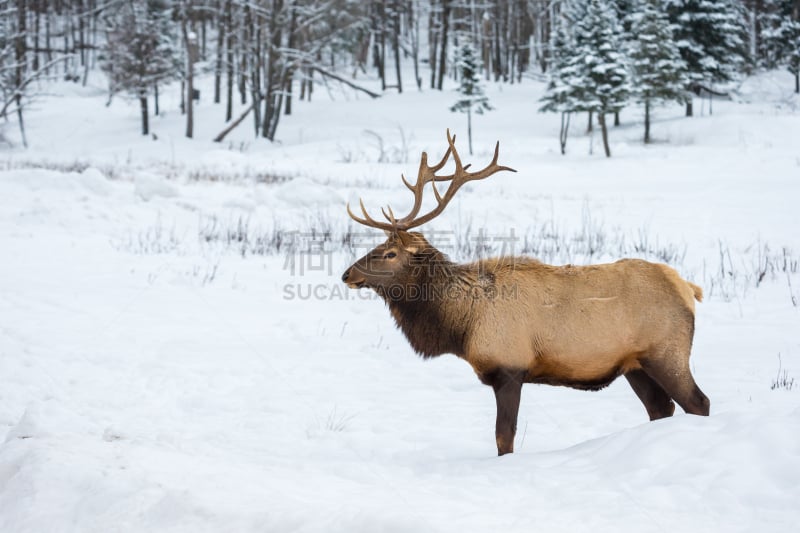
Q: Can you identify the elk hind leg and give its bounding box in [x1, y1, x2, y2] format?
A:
[625, 369, 675, 420]
[641, 358, 710, 416]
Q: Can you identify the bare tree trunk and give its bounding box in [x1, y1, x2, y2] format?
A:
[306, 65, 313, 100]
[182, 12, 195, 139]
[214, 103, 254, 142]
[493, 2, 502, 81]
[16, 105, 27, 147]
[598, 112, 611, 157]
[392, 0, 402, 93]
[154, 84, 160, 116]
[91, 0, 100, 69]
[614, 110, 620, 126]
[201, 14, 207, 59]
[245, 4, 262, 136]
[240, 50, 248, 104]
[82, 1, 94, 86]
[283, 77, 293, 113]
[16, 0, 28, 147]
[644, 100, 650, 144]
[429, 0, 439, 89]
[214, 0, 224, 103]
[284, 4, 298, 115]
[140, 95, 149, 135]
[372, 1, 386, 90]
[410, 0, 421, 90]
[45, 9, 52, 75]
[429, 32, 438, 88]
[33, 4, 40, 72]
[467, 105, 473, 155]
[64, 4, 71, 76]
[225, 0, 234, 121]
[262, 0, 284, 139]
[436, 0, 450, 90]
[559, 111, 570, 155]
[482, 7, 492, 79]
[78, 0, 85, 66]
[267, 89, 283, 140]
[686, 99, 693, 117]
[586, 110, 593, 133]
[310, 66, 381, 98]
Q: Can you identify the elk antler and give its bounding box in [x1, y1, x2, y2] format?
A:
[347, 129, 516, 232]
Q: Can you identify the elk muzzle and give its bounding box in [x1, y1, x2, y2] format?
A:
[341, 266, 366, 289]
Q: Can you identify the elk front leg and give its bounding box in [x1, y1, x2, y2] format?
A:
[490, 368, 524, 456]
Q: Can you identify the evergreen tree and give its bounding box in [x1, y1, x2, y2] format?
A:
[100, 0, 182, 135]
[539, 17, 579, 154]
[628, 0, 688, 143]
[571, 0, 630, 157]
[787, 21, 800, 93]
[611, 0, 638, 126]
[613, 0, 637, 33]
[760, 0, 800, 93]
[450, 42, 492, 155]
[563, 0, 591, 26]
[664, 0, 750, 116]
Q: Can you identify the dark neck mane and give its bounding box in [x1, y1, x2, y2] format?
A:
[380, 249, 479, 359]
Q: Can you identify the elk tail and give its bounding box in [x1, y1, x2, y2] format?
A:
[687, 281, 703, 302]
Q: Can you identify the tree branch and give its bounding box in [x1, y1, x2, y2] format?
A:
[308, 66, 381, 98]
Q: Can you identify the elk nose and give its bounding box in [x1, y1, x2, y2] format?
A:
[341, 267, 351, 283]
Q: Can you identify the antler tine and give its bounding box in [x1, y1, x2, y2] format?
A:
[488, 141, 516, 172]
[470, 141, 517, 178]
[430, 177, 443, 203]
[385, 141, 455, 229]
[427, 143, 453, 174]
[381, 205, 398, 226]
[400, 173, 415, 191]
[429, 130, 471, 182]
[446, 129, 465, 175]
[345, 131, 515, 233]
[398, 132, 516, 230]
[346, 199, 395, 231]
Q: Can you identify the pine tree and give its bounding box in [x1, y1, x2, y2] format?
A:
[100, 0, 182, 135]
[628, 0, 688, 143]
[612, 0, 637, 126]
[613, 0, 637, 32]
[450, 42, 492, 155]
[571, 0, 630, 157]
[539, 17, 579, 154]
[788, 22, 800, 93]
[759, 0, 789, 68]
[561, 0, 596, 134]
[760, 0, 800, 93]
[665, 0, 750, 116]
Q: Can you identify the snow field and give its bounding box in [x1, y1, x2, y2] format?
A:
[0, 70, 799, 532]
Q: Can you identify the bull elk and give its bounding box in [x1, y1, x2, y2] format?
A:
[341, 130, 710, 456]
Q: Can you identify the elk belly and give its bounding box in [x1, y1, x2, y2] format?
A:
[468, 289, 648, 389]
[526, 349, 643, 390]
[524, 296, 649, 390]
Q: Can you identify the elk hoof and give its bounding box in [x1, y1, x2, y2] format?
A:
[496, 436, 514, 456]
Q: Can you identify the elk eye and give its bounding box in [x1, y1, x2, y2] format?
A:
[384, 252, 397, 259]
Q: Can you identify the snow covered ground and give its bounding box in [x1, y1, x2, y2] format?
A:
[1, 71, 799, 532]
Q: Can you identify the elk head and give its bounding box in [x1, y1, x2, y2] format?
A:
[341, 130, 516, 296]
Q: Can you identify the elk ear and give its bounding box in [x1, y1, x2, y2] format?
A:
[396, 231, 421, 254]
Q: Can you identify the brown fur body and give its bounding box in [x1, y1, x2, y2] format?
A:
[343, 232, 710, 455]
